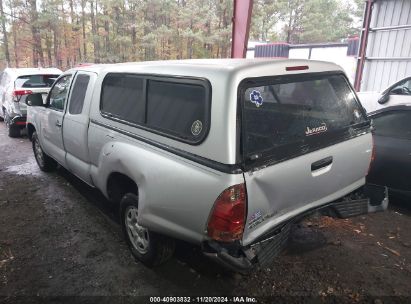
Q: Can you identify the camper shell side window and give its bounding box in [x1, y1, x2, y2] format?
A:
[100, 73, 211, 145]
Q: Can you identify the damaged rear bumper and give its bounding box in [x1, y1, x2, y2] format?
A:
[203, 184, 388, 272]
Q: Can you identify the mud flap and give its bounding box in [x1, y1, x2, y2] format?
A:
[248, 222, 292, 268]
[330, 183, 388, 219]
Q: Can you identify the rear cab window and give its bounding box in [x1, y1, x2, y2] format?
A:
[240, 72, 370, 168]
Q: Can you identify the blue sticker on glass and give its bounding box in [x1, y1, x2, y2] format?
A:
[250, 90, 263, 107]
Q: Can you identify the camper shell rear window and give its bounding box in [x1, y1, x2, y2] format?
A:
[100, 73, 211, 145]
[239, 72, 370, 168]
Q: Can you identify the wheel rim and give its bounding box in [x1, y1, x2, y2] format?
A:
[125, 206, 150, 254]
[34, 137, 45, 167]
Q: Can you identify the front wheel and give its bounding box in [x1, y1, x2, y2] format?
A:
[32, 131, 57, 172]
[120, 193, 175, 266]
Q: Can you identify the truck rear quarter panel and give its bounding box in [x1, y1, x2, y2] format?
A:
[87, 123, 244, 244]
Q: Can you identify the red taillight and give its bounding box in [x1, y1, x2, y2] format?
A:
[285, 65, 309, 71]
[367, 136, 376, 175]
[207, 184, 247, 242]
[13, 89, 33, 96]
[14, 121, 27, 126]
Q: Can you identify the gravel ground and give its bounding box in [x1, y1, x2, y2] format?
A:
[0, 122, 410, 303]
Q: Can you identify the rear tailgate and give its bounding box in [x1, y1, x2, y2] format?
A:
[15, 74, 59, 115]
[240, 72, 372, 246]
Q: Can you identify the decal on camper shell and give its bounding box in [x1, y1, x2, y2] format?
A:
[305, 123, 328, 136]
[191, 120, 203, 136]
[250, 90, 263, 107]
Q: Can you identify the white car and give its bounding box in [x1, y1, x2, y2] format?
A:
[357, 76, 411, 113]
[0, 67, 62, 137]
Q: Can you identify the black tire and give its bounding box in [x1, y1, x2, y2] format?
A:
[32, 131, 57, 172]
[120, 193, 175, 266]
[7, 125, 20, 137]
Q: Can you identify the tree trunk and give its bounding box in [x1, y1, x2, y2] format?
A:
[53, 29, 59, 67]
[130, 3, 136, 60]
[45, 32, 52, 67]
[104, 6, 110, 60]
[221, 8, 228, 58]
[81, 0, 87, 60]
[286, 9, 293, 43]
[11, 4, 18, 67]
[90, 0, 100, 63]
[0, 0, 10, 66]
[61, 3, 70, 68]
[28, 0, 44, 67]
[69, 0, 77, 64]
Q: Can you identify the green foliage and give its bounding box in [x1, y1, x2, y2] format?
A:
[251, 0, 361, 44]
[0, 0, 360, 69]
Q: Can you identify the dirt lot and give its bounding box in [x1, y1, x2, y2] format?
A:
[0, 122, 410, 302]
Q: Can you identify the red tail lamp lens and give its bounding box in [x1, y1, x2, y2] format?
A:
[13, 90, 33, 96]
[207, 184, 247, 242]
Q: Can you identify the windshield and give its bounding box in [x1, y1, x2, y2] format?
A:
[15, 74, 59, 88]
[241, 73, 368, 163]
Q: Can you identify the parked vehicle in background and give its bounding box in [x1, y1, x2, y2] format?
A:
[357, 76, 411, 113]
[367, 105, 411, 198]
[0, 68, 62, 137]
[26, 59, 387, 271]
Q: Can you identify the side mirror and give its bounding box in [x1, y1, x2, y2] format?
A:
[377, 93, 390, 104]
[26, 93, 44, 107]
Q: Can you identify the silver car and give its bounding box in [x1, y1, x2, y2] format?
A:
[26, 59, 387, 271]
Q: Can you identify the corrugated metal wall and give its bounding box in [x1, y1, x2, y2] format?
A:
[361, 0, 411, 92]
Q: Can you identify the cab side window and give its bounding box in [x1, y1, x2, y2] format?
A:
[68, 74, 90, 115]
[49, 75, 72, 111]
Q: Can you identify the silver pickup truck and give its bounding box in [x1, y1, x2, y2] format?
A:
[26, 59, 387, 271]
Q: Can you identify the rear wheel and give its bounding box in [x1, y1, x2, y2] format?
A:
[7, 125, 20, 137]
[32, 131, 57, 172]
[120, 193, 175, 266]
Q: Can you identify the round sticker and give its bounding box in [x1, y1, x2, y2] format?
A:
[191, 120, 203, 136]
[250, 90, 263, 107]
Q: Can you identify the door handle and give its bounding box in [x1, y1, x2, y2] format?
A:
[311, 156, 333, 171]
[56, 121, 62, 128]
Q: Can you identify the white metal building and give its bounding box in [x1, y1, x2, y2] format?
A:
[355, 0, 411, 92]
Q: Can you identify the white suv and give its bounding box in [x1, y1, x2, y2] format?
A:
[0, 67, 62, 137]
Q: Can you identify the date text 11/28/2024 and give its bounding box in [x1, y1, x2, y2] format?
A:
[149, 297, 258, 303]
